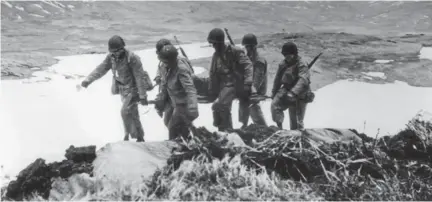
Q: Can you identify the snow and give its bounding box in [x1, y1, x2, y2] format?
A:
[1, 44, 432, 182]
[15, 6, 24, 11]
[420, 47, 432, 60]
[374, 59, 393, 64]
[2, 1, 12, 8]
[361, 71, 387, 79]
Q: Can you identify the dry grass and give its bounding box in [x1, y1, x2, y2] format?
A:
[10, 113, 432, 201]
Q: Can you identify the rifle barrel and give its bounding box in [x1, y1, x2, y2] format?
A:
[224, 28, 235, 45]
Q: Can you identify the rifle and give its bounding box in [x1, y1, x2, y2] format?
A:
[174, 36, 189, 59]
[224, 28, 235, 45]
[307, 52, 323, 69]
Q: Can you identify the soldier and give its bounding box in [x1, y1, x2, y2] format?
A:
[80, 35, 153, 142]
[154, 39, 195, 127]
[154, 45, 199, 140]
[207, 28, 254, 132]
[239, 33, 268, 128]
[271, 42, 311, 130]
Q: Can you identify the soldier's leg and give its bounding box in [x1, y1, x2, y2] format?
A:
[213, 86, 236, 131]
[296, 102, 308, 130]
[238, 98, 250, 128]
[271, 90, 289, 129]
[120, 94, 130, 141]
[250, 102, 267, 126]
[288, 105, 298, 130]
[168, 105, 189, 140]
[121, 92, 145, 141]
[163, 104, 174, 128]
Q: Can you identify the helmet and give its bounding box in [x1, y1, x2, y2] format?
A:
[207, 28, 225, 43]
[242, 33, 258, 46]
[281, 42, 298, 55]
[108, 35, 125, 51]
[156, 38, 172, 53]
[158, 45, 178, 61]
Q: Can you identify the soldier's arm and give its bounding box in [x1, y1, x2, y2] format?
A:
[271, 63, 284, 96]
[83, 55, 111, 85]
[178, 66, 198, 110]
[236, 49, 253, 85]
[154, 62, 162, 85]
[290, 61, 311, 96]
[130, 55, 153, 99]
[253, 59, 267, 91]
[208, 55, 220, 98]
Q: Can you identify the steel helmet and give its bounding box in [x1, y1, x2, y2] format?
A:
[108, 35, 125, 52]
[207, 28, 225, 43]
[242, 33, 258, 46]
[158, 44, 178, 61]
[156, 38, 172, 53]
[281, 41, 298, 55]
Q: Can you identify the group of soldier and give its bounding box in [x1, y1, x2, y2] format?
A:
[79, 28, 314, 142]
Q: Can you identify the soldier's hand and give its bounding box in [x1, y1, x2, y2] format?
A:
[286, 91, 297, 102]
[140, 97, 148, 106]
[156, 109, 163, 118]
[81, 80, 90, 88]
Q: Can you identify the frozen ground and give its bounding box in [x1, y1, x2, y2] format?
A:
[1, 45, 432, 182]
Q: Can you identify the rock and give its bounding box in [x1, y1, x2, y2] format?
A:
[65, 145, 96, 163]
[4, 146, 95, 200]
[5, 158, 51, 200]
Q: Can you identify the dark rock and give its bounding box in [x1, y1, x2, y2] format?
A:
[5, 158, 51, 200]
[65, 145, 96, 163]
[4, 146, 95, 200]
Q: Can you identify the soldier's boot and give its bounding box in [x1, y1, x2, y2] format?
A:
[276, 122, 283, 129]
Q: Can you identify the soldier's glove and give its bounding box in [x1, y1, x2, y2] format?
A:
[139, 97, 148, 106]
[243, 84, 252, 98]
[81, 80, 90, 88]
[156, 109, 163, 118]
[286, 91, 297, 102]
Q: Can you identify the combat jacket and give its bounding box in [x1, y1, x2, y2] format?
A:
[251, 54, 268, 96]
[272, 56, 310, 98]
[84, 49, 153, 99]
[159, 59, 198, 110]
[154, 56, 193, 85]
[208, 44, 253, 97]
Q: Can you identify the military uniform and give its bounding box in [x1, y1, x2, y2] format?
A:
[239, 52, 268, 127]
[155, 57, 194, 127]
[271, 56, 311, 130]
[208, 44, 253, 131]
[82, 49, 153, 140]
[157, 58, 198, 140]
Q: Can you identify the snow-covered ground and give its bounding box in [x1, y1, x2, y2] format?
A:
[361, 71, 387, 79]
[374, 59, 393, 64]
[1, 45, 432, 182]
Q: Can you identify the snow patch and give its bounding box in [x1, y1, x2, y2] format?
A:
[419, 47, 432, 60]
[374, 59, 393, 64]
[29, 14, 44, 18]
[2, 42, 432, 180]
[15, 6, 24, 11]
[67, 5, 75, 9]
[361, 72, 387, 79]
[193, 66, 206, 75]
[2, 1, 13, 8]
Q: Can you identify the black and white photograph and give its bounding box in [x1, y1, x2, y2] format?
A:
[1, 0, 432, 200]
